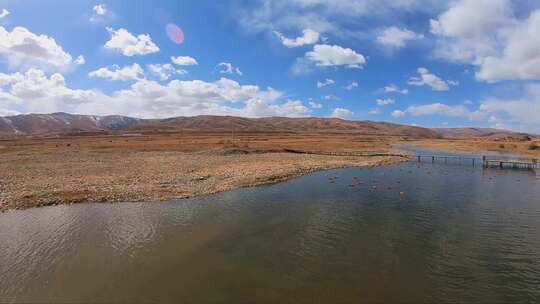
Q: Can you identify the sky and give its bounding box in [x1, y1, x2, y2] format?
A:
[0, 0, 540, 133]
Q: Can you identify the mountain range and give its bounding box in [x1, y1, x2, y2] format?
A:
[0, 112, 535, 140]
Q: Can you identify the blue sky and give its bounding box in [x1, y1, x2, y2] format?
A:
[0, 0, 540, 133]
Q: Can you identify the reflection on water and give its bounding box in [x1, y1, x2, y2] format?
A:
[1, 148, 540, 303]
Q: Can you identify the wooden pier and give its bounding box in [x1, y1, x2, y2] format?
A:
[414, 155, 538, 170]
[482, 156, 538, 169]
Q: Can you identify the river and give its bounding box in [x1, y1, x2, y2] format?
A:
[1, 148, 539, 303]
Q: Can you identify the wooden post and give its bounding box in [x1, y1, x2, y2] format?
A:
[418, 156, 421, 162]
[432, 156, 435, 163]
[472, 158, 475, 167]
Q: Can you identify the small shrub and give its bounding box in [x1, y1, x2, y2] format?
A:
[528, 142, 540, 150]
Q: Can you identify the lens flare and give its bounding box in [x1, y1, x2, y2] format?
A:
[166, 23, 184, 44]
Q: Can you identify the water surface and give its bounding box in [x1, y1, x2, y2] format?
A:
[1, 148, 540, 303]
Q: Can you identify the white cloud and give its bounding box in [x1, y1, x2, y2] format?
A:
[431, 0, 540, 82]
[74, 55, 85, 65]
[171, 56, 198, 66]
[386, 92, 540, 133]
[0, 69, 312, 119]
[376, 27, 423, 48]
[330, 107, 354, 119]
[0, 9, 10, 19]
[408, 68, 457, 91]
[236, 0, 444, 37]
[0, 69, 101, 114]
[343, 81, 358, 90]
[317, 78, 335, 88]
[90, 4, 114, 23]
[376, 98, 395, 106]
[246, 99, 310, 117]
[309, 101, 323, 109]
[477, 84, 540, 132]
[324, 94, 340, 101]
[273, 29, 320, 47]
[0, 26, 83, 72]
[89, 63, 144, 81]
[147, 63, 187, 81]
[105, 27, 159, 57]
[305, 44, 366, 68]
[392, 102, 484, 122]
[391, 110, 405, 118]
[0, 108, 19, 116]
[93, 4, 106, 16]
[290, 58, 315, 75]
[218, 62, 242, 76]
[384, 84, 408, 95]
[476, 10, 540, 82]
[368, 108, 381, 115]
[406, 103, 473, 118]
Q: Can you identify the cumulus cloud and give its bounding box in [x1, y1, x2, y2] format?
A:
[273, 29, 320, 47]
[309, 101, 323, 109]
[305, 44, 366, 68]
[105, 27, 159, 56]
[477, 84, 540, 133]
[408, 68, 458, 91]
[0, 69, 312, 119]
[376, 98, 395, 106]
[431, 0, 540, 82]
[0, 69, 101, 114]
[384, 84, 408, 95]
[245, 99, 310, 117]
[218, 62, 242, 75]
[389, 90, 540, 133]
[330, 107, 354, 119]
[89, 63, 144, 81]
[391, 110, 405, 118]
[0, 26, 83, 72]
[171, 56, 198, 66]
[0, 9, 10, 19]
[317, 78, 335, 88]
[147, 63, 187, 81]
[368, 108, 381, 115]
[376, 27, 423, 48]
[343, 81, 358, 90]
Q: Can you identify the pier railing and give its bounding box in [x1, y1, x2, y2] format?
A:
[414, 155, 538, 170]
[482, 156, 538, 169]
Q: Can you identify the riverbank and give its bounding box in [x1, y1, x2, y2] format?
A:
[3, 133, 537, 212]
[407, 139, 540, 158]
[0, 132, 407, 211]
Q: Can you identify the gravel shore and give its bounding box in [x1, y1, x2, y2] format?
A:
[0, 147, 405, 211]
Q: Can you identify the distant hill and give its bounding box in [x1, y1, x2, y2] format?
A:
[0, 113, 141, 135]
[137, 116, 440, 138]
[434, 127, 534, 141]
[0, 113, 535, 140]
